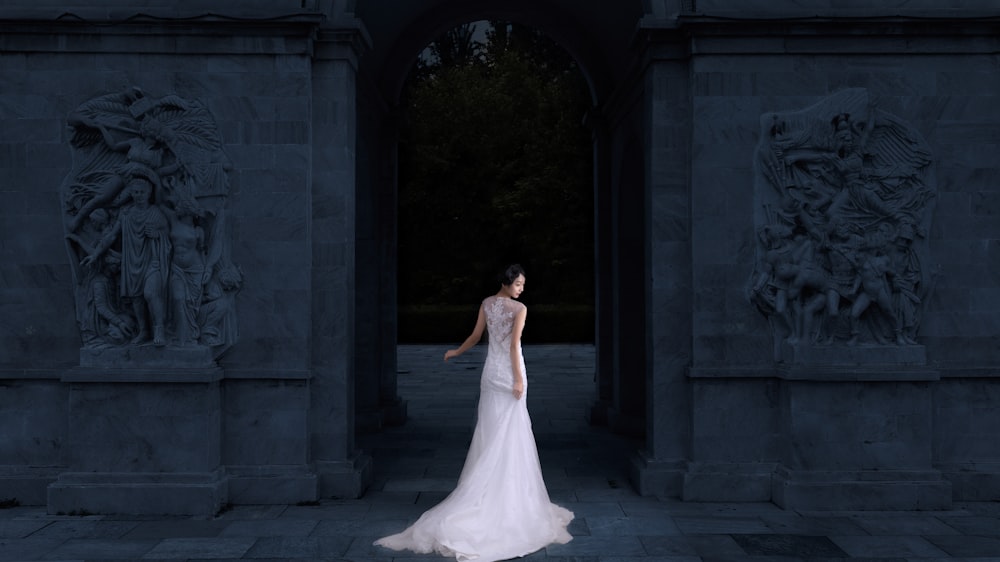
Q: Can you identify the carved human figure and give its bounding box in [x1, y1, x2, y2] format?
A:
[773, 233, 830, 344]
[79, 255, 136, 346]
[63, 87, 242, 359]
[67, 117, 180, 234]
[847, 251, 895, 346]
[166, 199, 207, 346]
[198, 263, 242, 350]
[888, 221, 922, 345]
[81, 175, 171, 346]
[751, 89, 935, 351]
[749, 224, 795, 320]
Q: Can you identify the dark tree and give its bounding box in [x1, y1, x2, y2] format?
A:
[398, 21, 593, 341]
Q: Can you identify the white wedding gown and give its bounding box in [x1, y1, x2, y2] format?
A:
[374, 295, 574, 561]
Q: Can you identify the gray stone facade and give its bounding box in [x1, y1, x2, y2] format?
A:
[0, 0, 998, 514]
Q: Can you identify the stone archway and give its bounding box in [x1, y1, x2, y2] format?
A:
[347, 0, 657, 488]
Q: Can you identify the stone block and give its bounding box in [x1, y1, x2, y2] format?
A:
[628, 452, 685, 497]
[222, 376, 310, 466]
[772, 467, 953, 511]
[682, 462, 775, 502]
[226, 465, 317, 504]
[937, 462, 1000, 501]
[47, 470, 227, 516]
[316, 455, 372, 499]
[49, 368, 226, 514]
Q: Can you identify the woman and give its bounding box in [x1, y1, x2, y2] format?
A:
[374, 264, 573, 561]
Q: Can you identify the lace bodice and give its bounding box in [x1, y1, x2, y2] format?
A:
[481, 295, 526, 391]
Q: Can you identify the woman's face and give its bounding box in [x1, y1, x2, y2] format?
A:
[504, 274, 525, 299]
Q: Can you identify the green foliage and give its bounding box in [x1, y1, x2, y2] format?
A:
[398, 21, 594, 341]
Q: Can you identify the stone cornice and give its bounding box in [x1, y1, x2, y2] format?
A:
[0, 12, 326, 56]
[640, 14, 1000, 55]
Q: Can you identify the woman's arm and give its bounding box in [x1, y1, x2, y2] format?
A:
[509, 306, 526, 400]
[444, 305, 486, 361]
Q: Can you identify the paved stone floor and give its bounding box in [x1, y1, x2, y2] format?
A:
[2, 344, 1000, 561]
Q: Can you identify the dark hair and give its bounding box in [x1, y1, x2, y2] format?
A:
[498, 263, 526, 286]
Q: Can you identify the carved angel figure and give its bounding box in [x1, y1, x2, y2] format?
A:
[61, 87, 240, 359]
[747, 89, 936, 356]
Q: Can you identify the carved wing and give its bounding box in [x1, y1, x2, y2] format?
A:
[67, 89, 141, 149]
[147, 97, 223, 165]
[864, 110, 932, 179]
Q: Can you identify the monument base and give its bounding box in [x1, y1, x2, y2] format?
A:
[772, 466, 952, 511]
[682, 462, 776, 502]
[48, 469, 228, 516]
[781, 342, 926, 367]
[79, 344, 215, 369]
[316, 454, 372, 499]
[629, 451, 685, 497]
[54, 366, 225, 515]
[0, 466, 62, 506]
[937, 462, 1000, 501]
[227, 465, 317, 504]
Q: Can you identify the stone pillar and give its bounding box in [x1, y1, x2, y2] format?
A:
[354, 86, 406, 433]
[309, 25, 372, 498]
[375, 109, 406, 426]
[630, 36, 693, 496]
[609, 136, 647, 437]
[587, 110, 614, 425]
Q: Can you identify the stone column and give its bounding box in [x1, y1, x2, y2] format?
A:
[309, 25, 372, 498]
[587, 110, 615, 425]
[629, 35, 693, 496]
[354, 83, 406, 433]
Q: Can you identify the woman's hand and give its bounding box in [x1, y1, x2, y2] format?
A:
[444, 349, 460, 362]
[512, 379, 524, 400]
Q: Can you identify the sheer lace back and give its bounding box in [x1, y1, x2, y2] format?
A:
[481, 296, 525, 392]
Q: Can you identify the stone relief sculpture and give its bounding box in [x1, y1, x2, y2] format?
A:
[61, 87, 242, 360]
[747, 89, 936, 356]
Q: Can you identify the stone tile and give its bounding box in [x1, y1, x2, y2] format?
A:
[759, 513, 870, 536]
[243, 535, 353, 558]
[673, 515, 772, 534]
[279, 501, 372, 521]
[312, 517, 413, 537]
[36, 537, 158, 559]
[0, 537, 60, 560]
[924, 534, 1000, 557]
[27, 519, 139, 540]
[851, 514, 962, 536]
[382, 477, 458, 492]
[937, 514, 1000, 536]
[218, 518, 318, 537]
[618, 498, 677, 517]
[829, 535, 950, 558]
[585, 515, 682, 536]
[122, 520, 229, 539]
[565, 516, 590, 536]
[683, 534, 750, 558]
[141, 537, 257, 559]
[638, 535, 699, 556]
[0, 518, 52, 538]
[543, 535, 646, 557]
[730, 533, 848, 557]
[575, 487, 644, 502]
[212, 505, 288, 521]
[557, 502, 627, 519]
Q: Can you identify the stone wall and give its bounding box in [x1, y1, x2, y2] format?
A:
[0, 3, 364, 513]
[672, 9, 1000, 508]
